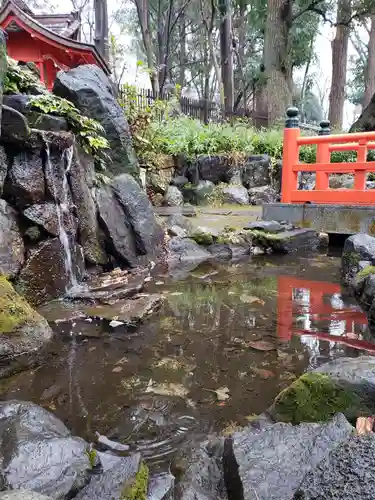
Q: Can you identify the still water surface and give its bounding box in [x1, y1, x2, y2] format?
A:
[1, 252, 372, 470]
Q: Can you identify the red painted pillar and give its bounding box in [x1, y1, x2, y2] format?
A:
[281, 108, 300, 203]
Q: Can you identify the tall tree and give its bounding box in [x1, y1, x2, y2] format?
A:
[94, 0, 109, 62]
[218, 0, 234, 113]
[363, 14, 375, 107]
[328, 0, 351, 128]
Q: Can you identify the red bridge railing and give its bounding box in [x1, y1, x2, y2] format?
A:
[282, 108, 375, 204]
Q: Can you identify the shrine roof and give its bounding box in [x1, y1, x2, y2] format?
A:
[0, 0, 110, 74]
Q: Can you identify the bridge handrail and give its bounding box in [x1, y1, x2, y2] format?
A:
[281, 107, 375, 204]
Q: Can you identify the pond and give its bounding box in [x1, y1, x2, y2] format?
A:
[0, 250, 372, 473]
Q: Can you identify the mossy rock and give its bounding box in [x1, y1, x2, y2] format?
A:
[356, 265, 375, 280]
[271, 372, 370, 425]
[190, 230, 214, 246]
[121, 461, 149, 500]
[0, 275, 41, 334]
[0, 275, 52, 377]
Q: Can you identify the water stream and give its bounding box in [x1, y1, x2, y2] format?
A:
[1, 252, 373, 472]
[44, 141, 77, 290]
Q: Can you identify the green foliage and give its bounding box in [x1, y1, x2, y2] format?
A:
[121, 462, 149, 500]
[29, 94, 110, 170]
[131, 114, 366, 168]
[4, 57, 47, 94]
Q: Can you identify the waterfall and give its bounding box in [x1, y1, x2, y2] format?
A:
[45, 141, 78, 290]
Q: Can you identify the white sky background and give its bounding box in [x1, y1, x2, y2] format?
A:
[50, 0, 361, 128]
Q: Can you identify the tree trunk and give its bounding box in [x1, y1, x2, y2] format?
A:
[134, 0, 159, 95]
[94, 0, 109, 62]
[178, 12, 186, 89]
[218, 0, 234, 115]
[363, 14, 375, 108]
[264, 0, 292, 125]
[328, 0, 351, 128]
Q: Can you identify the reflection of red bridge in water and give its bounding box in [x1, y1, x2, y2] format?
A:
[277, 276, 375, 354]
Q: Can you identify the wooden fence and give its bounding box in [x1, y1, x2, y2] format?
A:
[117, 87, 268, 128]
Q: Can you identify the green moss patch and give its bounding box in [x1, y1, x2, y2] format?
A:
[0, 275, 40, 334]
[271, 372, 367, 425]
[190, 230, 214, 246]
[356, 266, 375, 279]
[121, 461, 149, 500]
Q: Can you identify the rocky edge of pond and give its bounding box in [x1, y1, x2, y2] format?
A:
[3, 356, 375, 500]
[341, 231, 375, 328]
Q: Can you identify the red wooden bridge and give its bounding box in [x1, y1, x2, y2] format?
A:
[276, 276, 375, 353]
[263, 108, 375, 234]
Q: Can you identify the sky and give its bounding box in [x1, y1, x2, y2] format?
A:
[50, 0, 360, 128]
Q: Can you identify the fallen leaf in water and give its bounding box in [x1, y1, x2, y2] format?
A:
[112, 366, 123, 373]
[116, 356, 129, 365]
[144, 276, 152, 282]
[345, 332, 359, 339]
[247, 340, 276, 351]
[240, 294, 265, 306]
[155, 281, 164, 285]
[356, 416, 374, 435]
[169, 291, 184, 296]
[145, 380, 189, 398]
[215, 386, 230, 401]
[88, 346, 96, 352]
[218, 401, 227, 407]
[251, 367, 274, 379]
[109, 320, 124, 328]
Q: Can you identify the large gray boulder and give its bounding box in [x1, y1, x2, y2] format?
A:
[0, 401, 91, 499]
[23, 203, 76, 237]
[163, 185, 184, 206]
[221, 184, 249, 205]
[342, 233, 375, 285]
[226, 413, 353, 500]
[0, 145, 7, 196]
[69, 147, 107, 265]
[0, 200, 24, 278]
[53, 65, 139, 177]
[295, 434, 375, 499]
[167, 237, 211, 278]
[241, 154, 271, 188]
[95, 184, 138, 266]
[176, 438, 227, 500]
[248, 185, 278, 204]
[0, 278, 53, 378]
[1, 105, 29, 143]
[112, 174, 164, 257]
[75, 456, 142, 500]
[16, 237, 85, 305]
[4, 150, 45, 207]
[0, 491, 52, 500]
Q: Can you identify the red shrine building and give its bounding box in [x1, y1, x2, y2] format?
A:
[0, 0, 110, 90]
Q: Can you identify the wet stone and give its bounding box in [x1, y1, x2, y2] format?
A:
[0, 200, 24, 279]
[69, 269, 148, 304]
[147, 472, 175, 500]
[23, 203, 76, 237]
[83, 294, 164, 324]
[227, 413, 353, 500]
[74, 455, 141, 500]
[246, 220, 283, 233]
[0, 491, 52, 500]
[295, 434, 375, 500]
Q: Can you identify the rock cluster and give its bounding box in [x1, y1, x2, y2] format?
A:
[147, 154, 281, 206]
[178, 356, 375, 500]
[0, 63, 163, 306]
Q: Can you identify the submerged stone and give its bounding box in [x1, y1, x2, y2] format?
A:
[83, 294, 163, 324]
[0, 276, 53, 377]
[0, 199, 24, 278]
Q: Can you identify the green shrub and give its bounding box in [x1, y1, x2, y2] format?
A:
[29, 94, 110, 169]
